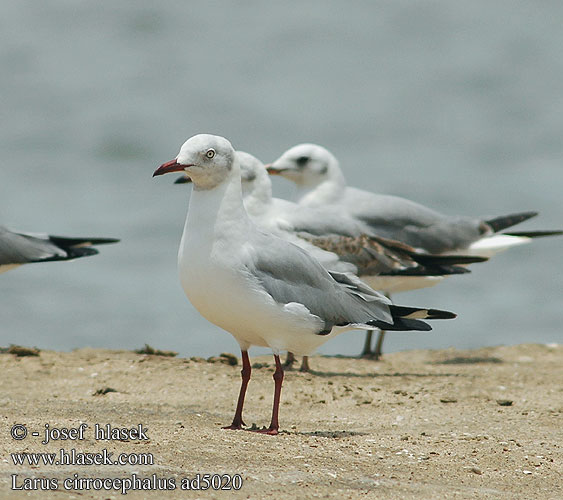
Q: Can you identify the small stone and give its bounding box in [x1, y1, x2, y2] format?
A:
[440, 397, 458, 403]
[469, 467, 482, 475]
[496, 399, 513, 406]
[219, 352, 238, 366]
[252, 362, 269, 369]
[2, 345, 40, 357]
[93, 387, 117, 396]
[134, 344, 177, 357]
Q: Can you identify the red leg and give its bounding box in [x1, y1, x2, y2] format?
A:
[299, 355, 310, 372]
[253, 354, 284, 435]
[223, 350, 251, 430]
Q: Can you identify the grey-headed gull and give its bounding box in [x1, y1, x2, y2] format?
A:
[153, 134, 456, 434]
[267, 143, 562, 357]
[0, 226, 119, 274]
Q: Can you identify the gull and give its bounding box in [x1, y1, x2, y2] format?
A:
[153, 133, 456, 434]
[267, 143, 562, 357]
[177, 153, 484, 371]
[0, 226, 119, 274]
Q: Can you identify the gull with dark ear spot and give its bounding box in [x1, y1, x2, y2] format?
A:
[268, 143, 563, 358]
[0, 226, 119, 274]
[153, 133, 456, 435]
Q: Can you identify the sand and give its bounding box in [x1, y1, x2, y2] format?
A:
[1, 343, 561, 499]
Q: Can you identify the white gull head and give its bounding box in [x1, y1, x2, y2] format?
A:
[267, 143, 344, 188]
[154, 134, 237, 190]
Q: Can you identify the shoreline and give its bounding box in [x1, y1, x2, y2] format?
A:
[1, 343, 561, 499]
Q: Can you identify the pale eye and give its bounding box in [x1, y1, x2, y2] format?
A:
[205, 148, 216, 159]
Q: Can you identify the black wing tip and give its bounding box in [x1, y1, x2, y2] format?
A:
[49, 236, 120, 247]
[426, 308, 457, 320]
[385, 265, 471, 277]
[68, 247, 100, 259]
[82, 237, 120, 245]
[390, 305, 457, 320]
[397, 318, 433, 331]
[414, 254, 489, 265]
[366, 318, 433, 332]
[35, 246, 100, 264]
[486, 211, 539, 233]
[504, 230, 563, 238]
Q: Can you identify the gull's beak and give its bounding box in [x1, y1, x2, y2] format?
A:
[174, 175, 192, 184]
[265, 163, 283, 175]
[153, 159, 191, 177]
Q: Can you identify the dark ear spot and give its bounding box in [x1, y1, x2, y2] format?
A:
[319, 165, 328, 174]
[225, 149, 235, 170]
[295, 156, 309, 167]
[241, 171, 257, 182]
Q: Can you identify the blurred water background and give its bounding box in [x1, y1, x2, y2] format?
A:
[1, 1, 561, 358]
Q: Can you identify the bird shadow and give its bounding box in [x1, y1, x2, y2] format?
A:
[430, 356, 503, 365]
[286, 430, 369, 438]
[300, 370, 467, 379]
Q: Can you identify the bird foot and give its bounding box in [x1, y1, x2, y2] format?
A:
[361, 352, 382, 361]
[246, 423, 279, 435]
[299, 362, 310, 373]
[222, 421, 246, 431]
[250, 427, 279, 436]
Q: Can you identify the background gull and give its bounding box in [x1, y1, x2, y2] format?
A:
[0, 226, 119, 274]
[267, 143, 562, 357]
[153, 133, 456, 434]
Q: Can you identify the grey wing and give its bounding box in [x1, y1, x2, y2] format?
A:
[274, 200, 368, 237]
[248, 230, 394, 330]
[341, 190, 487, 253]
[0, 227, 67, 265]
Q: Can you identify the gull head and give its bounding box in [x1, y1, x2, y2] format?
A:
[266, 143, 341, 187]
[154, 134, 236, 190]
[237, 151, 271, 199]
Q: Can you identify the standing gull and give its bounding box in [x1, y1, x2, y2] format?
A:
[267, 144, 562, 357]
[0, 226, 118, 274]
[153, 134, 456, 434]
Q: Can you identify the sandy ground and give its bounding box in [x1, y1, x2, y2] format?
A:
[1, 343, 562, 499]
